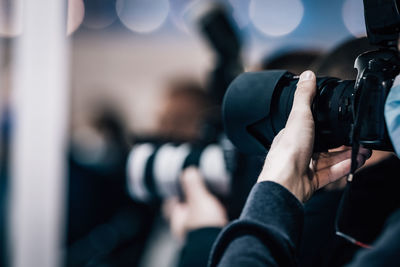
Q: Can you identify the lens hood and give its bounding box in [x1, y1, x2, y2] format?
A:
[222, 70, 289, 154]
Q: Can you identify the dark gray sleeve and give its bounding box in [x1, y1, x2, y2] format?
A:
[178, 227, 222, 267]
[209, 181, 304, 267]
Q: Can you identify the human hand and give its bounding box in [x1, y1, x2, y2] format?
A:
[163, 167, 228, 240]
[258, 71, 371, 202]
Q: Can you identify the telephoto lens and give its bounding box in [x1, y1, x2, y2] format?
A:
[223, 70, 355, 154]
[126, 139, 235, 202]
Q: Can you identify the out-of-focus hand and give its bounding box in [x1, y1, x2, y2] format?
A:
[163, 168, 228, 240]
[258, 70, 371, 202]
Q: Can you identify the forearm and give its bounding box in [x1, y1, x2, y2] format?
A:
[209, 181, 304, 267]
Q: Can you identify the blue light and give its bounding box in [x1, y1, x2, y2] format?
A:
[116, 0, 170, 34]
[249, 0, 304, 37]
[342, 0, 366, 37]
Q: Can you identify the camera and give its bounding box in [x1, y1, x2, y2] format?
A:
[223, 0, 400, 155]
[126, 139, 235, 202]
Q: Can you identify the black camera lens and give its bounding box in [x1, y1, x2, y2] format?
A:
[222, 70, 355, 154]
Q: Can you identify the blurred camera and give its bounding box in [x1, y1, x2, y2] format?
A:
[223, 0, 400, 154]
[126, 138, 236, 202]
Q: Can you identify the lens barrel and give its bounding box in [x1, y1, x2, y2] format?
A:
[126, 142, 232, 202]
[222, 70, 355, 154]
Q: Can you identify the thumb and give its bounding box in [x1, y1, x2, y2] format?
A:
[180, 167, 211, 203]
[285, 70, 317, 134]
[293, 70, 317, 109]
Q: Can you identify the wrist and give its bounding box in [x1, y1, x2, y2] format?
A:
[257, 171, 308, 202]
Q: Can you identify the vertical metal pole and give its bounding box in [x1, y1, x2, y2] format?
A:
[9, 0, 69, 266]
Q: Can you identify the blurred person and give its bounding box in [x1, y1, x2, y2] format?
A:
[66, 102, 157, 266]
[155, 78, 209, 142]
[163, 168, 228, 267]
[67, 89, 219, 266]
[139, 4, 242, 262]
[70, 102, 130, 172]
[137, 77, 215, 267]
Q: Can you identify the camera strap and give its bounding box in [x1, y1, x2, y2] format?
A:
[334, 181, 372, 249]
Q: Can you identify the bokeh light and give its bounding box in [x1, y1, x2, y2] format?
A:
[342, 0, 366, 37]
[82, 0, 118, 30]
[67, 0, 85, 35]
[169, 0, 199, 34]
[116, 0, 170, 34]
[0, 0, 23, 37]
[249, 0, 304, 37]
[228, 0, 251, 28]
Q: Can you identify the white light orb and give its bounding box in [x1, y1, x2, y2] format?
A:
[249, 0, 304, 37]
[116, 0, 170, 33]
[342, 0, 366, 37]
[229, 0, 251, 28]
[169, 0, 199, 34]
[67, 0, 85, 35]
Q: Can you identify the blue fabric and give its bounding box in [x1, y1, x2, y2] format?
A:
[385, 75, 400, 157]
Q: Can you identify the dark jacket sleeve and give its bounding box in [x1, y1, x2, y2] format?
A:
[178, 227, 222, 267]
[209, 180, 400, 267]
[209, 181, 304, 267]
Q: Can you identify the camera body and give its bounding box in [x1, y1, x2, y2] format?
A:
[222, 0, 400, 154]
[352, 49, 400, 149]
[363, 0, 400, 47]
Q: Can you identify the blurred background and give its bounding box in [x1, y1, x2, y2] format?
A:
[0, 0, 367, 266]
[68, 0, 366, 134]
